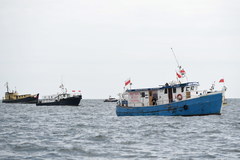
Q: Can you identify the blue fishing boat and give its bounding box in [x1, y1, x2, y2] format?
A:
[116, 82, 223, 116]
[116, 48, 225, 116]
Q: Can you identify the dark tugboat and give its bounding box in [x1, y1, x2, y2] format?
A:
[36, 83, 82, 106]
[2, 82, 39, 104]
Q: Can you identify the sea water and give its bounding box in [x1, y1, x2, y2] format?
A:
[0, 99, 239, 160]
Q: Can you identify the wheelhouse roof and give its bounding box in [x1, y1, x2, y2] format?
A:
[126, 82, 199, 92]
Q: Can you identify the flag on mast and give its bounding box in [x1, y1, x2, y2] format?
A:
[171, 48, 188, 80]
[180, 69, 186, 75]
[178, 66, 186, 77]
[125, 78, 131, 86]
[176, 66, 186, 79]
[219, 79, 224, 83]
[176, 72, 182, 78]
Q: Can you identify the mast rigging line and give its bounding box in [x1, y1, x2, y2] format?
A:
[171, 47, 180, 68]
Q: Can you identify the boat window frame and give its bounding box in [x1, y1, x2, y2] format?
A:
[173, 87, 176, 93]
[141, 92, 145, 97]
[164, 88, 168, 94]
[181, 87, 184, 92]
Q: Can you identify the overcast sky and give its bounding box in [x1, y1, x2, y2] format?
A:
[1, 0, 239, 99]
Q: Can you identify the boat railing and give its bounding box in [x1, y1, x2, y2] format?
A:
[119, 90, 212, 107]
[156, 99, 171, 105]
[40, 93, 81, 100]
[39, 99, 57, 103]
[118, 89, 222, 107]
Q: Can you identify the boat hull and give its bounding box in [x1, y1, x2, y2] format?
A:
[2, 95, 38, 104]
[36, 96, 82, 106]
[116, 93, 223, 116]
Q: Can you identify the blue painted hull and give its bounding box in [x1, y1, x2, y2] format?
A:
[116, 93, 223, 116]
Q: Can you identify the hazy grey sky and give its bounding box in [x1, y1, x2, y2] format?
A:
[1, 0, 240, 99]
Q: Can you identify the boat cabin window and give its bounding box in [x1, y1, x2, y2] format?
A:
[153, 93, 158, 100]
[186, 87, 190, 91]
[144, 93, 148, 98]
[164, 88, 168, 94]
[181, 87, 184, 92]
[141, 92, 145, 97]
[191, 86, 195, 90]
[173, 88, 176, 93]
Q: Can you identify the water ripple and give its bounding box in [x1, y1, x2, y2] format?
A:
[0, 99, 240, 159]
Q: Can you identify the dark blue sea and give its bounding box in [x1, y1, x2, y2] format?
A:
[0, 99, 240, 160]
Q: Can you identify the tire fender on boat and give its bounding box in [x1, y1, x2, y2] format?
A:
[177, 94, 183, 101]
[183, 105, 188, 110]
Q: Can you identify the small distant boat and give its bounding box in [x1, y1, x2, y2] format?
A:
[36, 84, 82, 106]
[104, 96, 118, 102]
[2, 82, 38, 104]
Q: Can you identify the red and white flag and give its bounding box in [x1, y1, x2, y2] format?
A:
[125, 79, 131, 86]
[180, 69, 186, 75]
[72, 90, 81, 92]
[176, 72, 182, 78]
[219, 79, 224, 83]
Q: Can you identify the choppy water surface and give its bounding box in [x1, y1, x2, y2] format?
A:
[0, 99, 240, 160]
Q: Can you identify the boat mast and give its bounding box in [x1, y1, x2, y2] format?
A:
[170, 48, 188, 82]
[171, 48, 180, 68]
[59, 76, 67, 93]
[5, 82, 9, 92]
[59, 83, 65, 93]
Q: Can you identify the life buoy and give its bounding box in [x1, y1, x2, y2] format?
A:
[177, 94, 183, 101]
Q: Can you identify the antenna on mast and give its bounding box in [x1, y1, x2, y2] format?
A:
[5, 82, 9, 92]
[59, 75, 65, 93]
[171, 47, 180, 68]
[60, 75, 63, 85]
